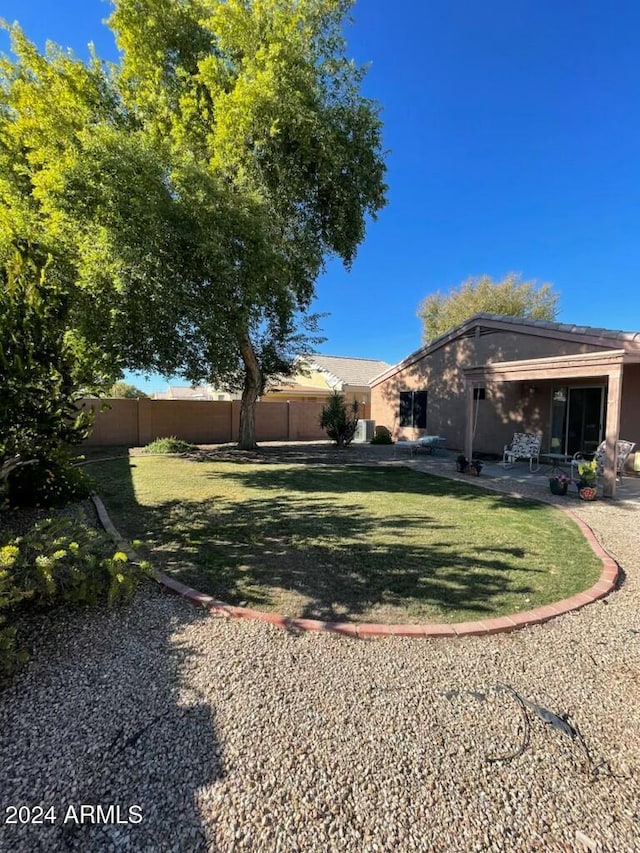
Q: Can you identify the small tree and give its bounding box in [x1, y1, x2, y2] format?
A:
[320, 392, 360, 448]
[417, 273, 559, 344]
[109, 381, 148, 398]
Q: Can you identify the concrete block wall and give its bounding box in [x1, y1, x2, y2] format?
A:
[78, 398, 329, 446]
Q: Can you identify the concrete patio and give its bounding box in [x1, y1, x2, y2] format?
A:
[393, 446, 640, 504]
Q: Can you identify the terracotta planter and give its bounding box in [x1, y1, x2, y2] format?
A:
[549, 479, 568, 496]
[578, 485, 597, 501]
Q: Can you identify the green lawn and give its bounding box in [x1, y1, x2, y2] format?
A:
[89, 454, 603, 624]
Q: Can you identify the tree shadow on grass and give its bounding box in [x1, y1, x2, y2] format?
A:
[209, 462, 552, 509]
[85, 457, 572, 624]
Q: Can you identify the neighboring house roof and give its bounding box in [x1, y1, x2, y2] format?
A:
[304, 354, 392, 388]
[371, 313, 640, 387]
[264, 354, 391, 396]
[268, 382, 331, 395]
[154, 355, 392, 400]
[153, 385, 214, 400]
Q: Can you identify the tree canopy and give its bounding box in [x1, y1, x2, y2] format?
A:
[417, 273, 559, 344]
[108, 381, 148, 398]
[0, 246, 98, 504]
[0, 0, 387, 448]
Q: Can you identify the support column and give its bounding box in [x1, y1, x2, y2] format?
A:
[603, 365, 623, 498]
[464, 381, 474, 461]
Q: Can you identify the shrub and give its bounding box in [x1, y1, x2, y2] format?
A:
[370, 427, 393, 445]
[0, 249, 107, 508]
[0, 515, 150, 681]
[577, 458, 598, 485]
[8, 515, 149, 606]
[143, 436, 196, 454]
[319, 392, 359, 447]
[0, 550, 32, 678]
[6, 453, 94, 507]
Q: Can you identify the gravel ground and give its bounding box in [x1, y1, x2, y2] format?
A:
[1, 448, 639, 852]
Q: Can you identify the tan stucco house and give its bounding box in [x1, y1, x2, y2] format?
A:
[370, 313, 640, 496]
[263, 354, 391, 418]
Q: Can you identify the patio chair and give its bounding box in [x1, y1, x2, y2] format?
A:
[502, 432, 542, 472]
[571, 439, 636, 482]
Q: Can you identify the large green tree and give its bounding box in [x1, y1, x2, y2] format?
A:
[1, 0, 387, 449]
[0, 25, 122, 382]
[0, 246, 104, 504]
[417, 273, 559, 344]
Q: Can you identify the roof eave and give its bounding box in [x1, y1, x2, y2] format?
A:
[371, 314, 640, 387]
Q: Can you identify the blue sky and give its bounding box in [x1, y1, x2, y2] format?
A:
[3, 1, 640, 392]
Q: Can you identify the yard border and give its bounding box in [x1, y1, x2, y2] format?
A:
[91, 491, 619, 639]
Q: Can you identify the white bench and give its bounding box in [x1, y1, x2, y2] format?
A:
[394, 435, 447, 458]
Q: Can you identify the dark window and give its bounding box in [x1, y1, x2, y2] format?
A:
[399, 392, 413, 427]
[473, 387, 486, 400]
[413, 391, 427, 428]
[399, 391, 427, 428]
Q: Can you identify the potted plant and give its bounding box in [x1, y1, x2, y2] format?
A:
[549, 471, 570, 496]
[456, 454, 469, 473]
[576, 459, 598, 500]
[455, 455, 483, 475]
[468, 459, 483, 476]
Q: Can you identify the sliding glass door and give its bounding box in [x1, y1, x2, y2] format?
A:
[550, 385, 604, 456]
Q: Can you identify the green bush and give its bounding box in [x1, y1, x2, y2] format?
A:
[1, 249, 106, 508]
[6, 454, 94, 508]
[143, 436, 196, 454]
[0, 515, 150, 681]
[319, 392, 359, 447]
[370, 427, 393, 445]
[0, 551, 32, 678]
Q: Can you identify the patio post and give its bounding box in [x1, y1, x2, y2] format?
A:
[465, 380, 474, 462]
[603, 365, 623, 498]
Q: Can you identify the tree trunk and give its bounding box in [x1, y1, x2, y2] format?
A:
[1, 455, 37, 484]
[238, 335, 262, 450]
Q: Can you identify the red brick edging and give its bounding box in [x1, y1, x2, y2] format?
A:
[91, 494, 619, 639]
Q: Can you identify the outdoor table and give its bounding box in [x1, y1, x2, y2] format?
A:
[540, 452, 573, 475]
[394, 435, 447, 457]
[416, 435, 447, 454]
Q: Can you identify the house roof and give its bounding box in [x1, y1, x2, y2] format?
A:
[159, 385, 214, 400]
[267, 382, 332, 396]
[474, 313, 640, 343]
[371, 313, 640, 387]
[306, 354, 392, 388]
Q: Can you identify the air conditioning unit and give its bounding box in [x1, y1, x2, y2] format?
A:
[353, 419, 375, 443]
